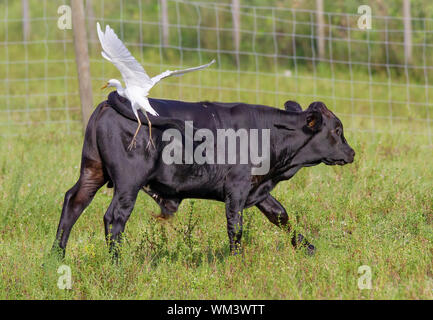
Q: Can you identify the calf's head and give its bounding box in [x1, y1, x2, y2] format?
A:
[285, 101, 355, 166]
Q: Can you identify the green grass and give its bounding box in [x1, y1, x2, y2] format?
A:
[1, 35, 433, 299]
[0, 117, 432, 299]
[0, 0, 432, 300]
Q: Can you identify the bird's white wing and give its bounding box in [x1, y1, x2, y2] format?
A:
[151, 59, 216, 85]
[97, 22, 152, 88]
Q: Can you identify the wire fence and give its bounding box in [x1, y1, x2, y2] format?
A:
[0, 0, 432, 144]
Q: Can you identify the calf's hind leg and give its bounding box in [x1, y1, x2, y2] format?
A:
[142, 186, 180, 220]
[52, 159, 106, 257]
[256, 194, 315, 255]
[103, 184, 140, 256]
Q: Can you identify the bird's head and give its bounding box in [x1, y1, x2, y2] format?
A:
[101, 79, 122, 90]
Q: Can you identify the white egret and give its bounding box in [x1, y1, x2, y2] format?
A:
[97, 22, 215, 150]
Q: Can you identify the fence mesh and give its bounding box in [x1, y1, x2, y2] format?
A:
[0, 0, 432, 144]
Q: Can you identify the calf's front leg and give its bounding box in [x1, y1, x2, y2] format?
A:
[256, 194, 315, 255]
[224, 174, 251, 255]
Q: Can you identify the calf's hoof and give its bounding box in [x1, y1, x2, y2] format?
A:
[291, 233, 316, 256]
[151, 212, 173, 221]
[306, 244, 316, 256]
[50, 243, 66, 261]
[229, 245, 243, 256]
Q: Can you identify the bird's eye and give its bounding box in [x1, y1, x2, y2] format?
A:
[335, 127, 342, 136]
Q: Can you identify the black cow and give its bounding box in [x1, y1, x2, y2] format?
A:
[52, 92, 355, 258]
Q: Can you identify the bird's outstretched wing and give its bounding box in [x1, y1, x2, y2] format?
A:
[151, 59, 216, 85]
[97, 22, 152, 89]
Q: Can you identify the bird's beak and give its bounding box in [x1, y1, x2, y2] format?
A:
[101, 83, 108, 90]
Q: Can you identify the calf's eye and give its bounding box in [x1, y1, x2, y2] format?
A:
[335, 127, 342, 136]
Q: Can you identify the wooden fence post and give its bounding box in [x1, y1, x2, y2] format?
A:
[316, 0, 325, 61]
[403, 0, 412, 65]
[160, 0, 169, 47]
[22, 0, 30, 41]
[231, 0, 241, 67]
[71, 0, 93, 133]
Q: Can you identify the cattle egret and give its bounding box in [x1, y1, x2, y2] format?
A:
[97, 22, 215, 150]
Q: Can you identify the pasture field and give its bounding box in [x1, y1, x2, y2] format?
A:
[0, 0, 432, 300]
[0, 72, 432, 299]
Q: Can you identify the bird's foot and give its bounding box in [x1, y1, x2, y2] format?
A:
[127, 137, 137, 151]
[145, 137, 156, 151]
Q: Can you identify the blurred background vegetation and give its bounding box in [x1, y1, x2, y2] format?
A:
[4, 0, 433, 68]
[0, 0, 432, 139]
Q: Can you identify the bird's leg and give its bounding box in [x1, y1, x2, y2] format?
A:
[128, 115, 142, 151]
[144, 111, 156, 150]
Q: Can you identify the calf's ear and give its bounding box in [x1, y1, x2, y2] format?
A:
[304, 111, 323, 133]
[284, 100, 302, 112]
